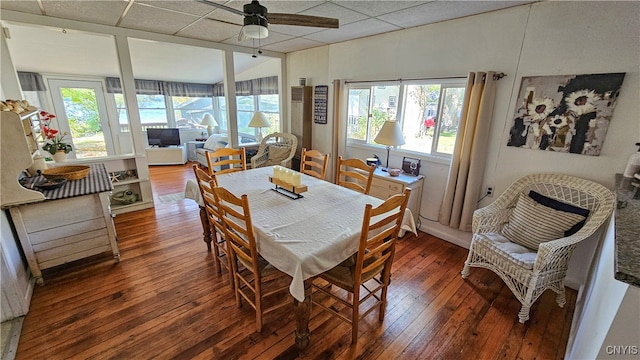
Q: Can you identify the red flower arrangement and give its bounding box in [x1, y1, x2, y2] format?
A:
[40, 111, 72, 155]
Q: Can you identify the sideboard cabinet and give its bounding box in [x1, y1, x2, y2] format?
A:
[368, 168, 424, 224]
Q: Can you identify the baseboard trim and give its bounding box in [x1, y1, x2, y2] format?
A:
[419, 221, 472, 249]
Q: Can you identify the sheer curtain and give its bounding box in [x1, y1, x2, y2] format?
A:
[439, 71, 498, 232]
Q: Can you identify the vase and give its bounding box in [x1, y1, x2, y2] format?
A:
[53, 150, 67, 162]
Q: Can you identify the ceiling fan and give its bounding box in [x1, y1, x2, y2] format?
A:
[196, 0, 339, 39]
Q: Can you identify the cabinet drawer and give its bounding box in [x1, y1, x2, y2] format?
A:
[369, 186, 398, 200]
[372, 178, 403, 193]
[20, 194, 103, 233]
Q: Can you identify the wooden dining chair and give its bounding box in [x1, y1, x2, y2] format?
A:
[212, 186, 291, 332]
[300, 148, 329, 180]
[192, 164, 215, 251]
[199, 179, 237, 287]
[336, 156, 375, 194]
[312, 188, 411, 344]
[205, 147, 247, 175]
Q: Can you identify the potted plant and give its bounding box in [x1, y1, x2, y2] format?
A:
[40, 111, 72, 161]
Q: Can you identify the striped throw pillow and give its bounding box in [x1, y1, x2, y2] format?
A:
[502, 193, 587, 250]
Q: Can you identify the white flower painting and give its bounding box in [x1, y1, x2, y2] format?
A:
[507, 73, 625, 156]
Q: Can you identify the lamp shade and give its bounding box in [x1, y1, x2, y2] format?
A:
[200, 114, 218, 127]
[248, 111, 270, 128]
[374, 120, 405, 146]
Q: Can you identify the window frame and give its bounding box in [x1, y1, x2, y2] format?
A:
[346, 78, 467, 159]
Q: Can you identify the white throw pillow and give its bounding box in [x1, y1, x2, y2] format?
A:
[203, 134, 228, 150]
[501, 193, 586, 250]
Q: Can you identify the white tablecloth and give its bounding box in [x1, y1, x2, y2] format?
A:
[184, 166, 417, 301]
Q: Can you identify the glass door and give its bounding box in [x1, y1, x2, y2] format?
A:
[48, 79, 114, 159]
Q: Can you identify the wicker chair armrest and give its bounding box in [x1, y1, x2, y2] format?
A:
[472, 205, 512, 233]
[251, 152, 269, 168]
[533, 233, 585, 272]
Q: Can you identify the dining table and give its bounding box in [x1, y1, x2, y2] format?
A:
[184, 166, 417, 349]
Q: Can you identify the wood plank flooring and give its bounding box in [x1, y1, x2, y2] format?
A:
[14, 163, 577, 359]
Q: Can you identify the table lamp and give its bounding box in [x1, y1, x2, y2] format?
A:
[248, 111, 270, 142]
[200, 114, 218, 137]
[373, 120, 405, 171]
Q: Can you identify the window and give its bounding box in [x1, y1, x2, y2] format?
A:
[137, 94, 168, 128]
[346, 79, 466, 156]
[173, 96, 213, 130]
[236, 94, 280, 143]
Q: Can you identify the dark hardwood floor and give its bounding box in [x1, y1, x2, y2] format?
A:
[14, 163, 576, 359]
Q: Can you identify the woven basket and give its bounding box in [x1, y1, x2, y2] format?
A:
[42, 165, 90, 181]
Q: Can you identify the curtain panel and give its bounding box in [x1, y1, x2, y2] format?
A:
[439, 71, 498, 232]
[17, 71, 46, 91]
[106, 76, 278, 97]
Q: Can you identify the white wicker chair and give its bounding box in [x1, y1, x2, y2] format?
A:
[461, 173, 615, 323]
[250, 132, 297, 169]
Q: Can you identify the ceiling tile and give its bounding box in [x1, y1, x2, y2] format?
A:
[254, 1, 324, 14]
[379, 0, 529, 28]
[332, 1, 427, 17]
[119, 3, 200, 34]
[42, 0, 127, 26]
[0, 1, 42, 15]
[139, 0, 217, 16]
[300, 1, 368, 26]
[304, 17, 400, 44]
[177, 18, 242, 42]
[261, 36, 326, 53]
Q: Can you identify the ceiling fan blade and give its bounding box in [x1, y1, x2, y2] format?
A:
[267, 13, 339, 28]
[195, 0, 247, 17]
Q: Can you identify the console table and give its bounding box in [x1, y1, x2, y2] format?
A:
[145, 145, 187, 165]
[369, 168, 424, 224]
[9, 163, 119, 285]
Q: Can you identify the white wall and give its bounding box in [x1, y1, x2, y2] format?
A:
[287, 1, 640, 288]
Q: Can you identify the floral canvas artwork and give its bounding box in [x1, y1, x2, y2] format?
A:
[507, 73, 625, 156]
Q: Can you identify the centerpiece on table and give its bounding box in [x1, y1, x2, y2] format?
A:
[269, 166, 307, 199]
[40, 111, 72, 162]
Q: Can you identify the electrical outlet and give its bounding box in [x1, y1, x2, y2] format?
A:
[486, 186, 494, 197]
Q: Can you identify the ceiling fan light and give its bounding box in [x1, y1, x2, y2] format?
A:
[243, 24, 268, 39]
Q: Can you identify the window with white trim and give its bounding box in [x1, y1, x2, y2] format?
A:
[347, 78, 466, 156]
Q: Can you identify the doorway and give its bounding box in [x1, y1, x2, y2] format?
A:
[48, 79, 115, 159]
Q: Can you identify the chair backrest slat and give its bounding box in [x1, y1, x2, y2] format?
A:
[301, 148, 329, 180]
[206, 147, 247, 175]
[354, 188, 411, 282]
[336, 156, 375, 195]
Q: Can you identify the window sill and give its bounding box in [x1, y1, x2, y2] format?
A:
[347, 142, 452, 166]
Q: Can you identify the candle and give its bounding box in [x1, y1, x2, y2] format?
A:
[286, 170, 294, 184]
[273, 166, 279, 179]
[292, 172, 301, 187]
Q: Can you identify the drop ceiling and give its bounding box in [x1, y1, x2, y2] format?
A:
[1, 0, 536, 54]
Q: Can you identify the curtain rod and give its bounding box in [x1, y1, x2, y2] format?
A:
[344, 72, 507, 84]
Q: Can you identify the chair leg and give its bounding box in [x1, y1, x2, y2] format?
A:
[351, 288, 360, 344]
[255, 277, 263, 332]
[223, 241, 235, 291]
[212, 234, 222, 274]
[518, 304, 531, 323]
[555, 288, 566, 308]
[461, 263, 471, 278]
[351, 304, 359, 344]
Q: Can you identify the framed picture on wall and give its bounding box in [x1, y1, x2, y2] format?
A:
[402, 157, 421, 176]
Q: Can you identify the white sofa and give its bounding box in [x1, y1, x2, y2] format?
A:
[195, 134, 229, 168]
